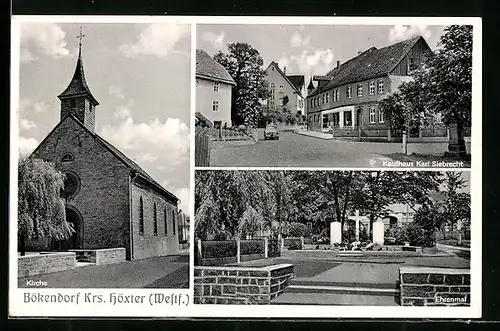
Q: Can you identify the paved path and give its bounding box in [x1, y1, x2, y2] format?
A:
[18, 255, 189, 288]
[210, 131, 471, 168]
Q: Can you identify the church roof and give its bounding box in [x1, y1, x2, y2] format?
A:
[32, 114, 178, 203]
[58, 48, 99, 105]
[196, 49, 236, 85]
[286, 75, 305, 92]
[308, 36, 427, 97]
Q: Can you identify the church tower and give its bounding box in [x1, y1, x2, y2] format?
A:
[58, 28, 99, 133]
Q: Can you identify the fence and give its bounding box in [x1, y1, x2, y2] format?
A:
[195, 130, 211, 167]
[436, 230, 471, 241]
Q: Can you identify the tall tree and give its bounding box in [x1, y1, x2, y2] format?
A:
[214, 43, 270, 126]
[18, 156, 73, 256]
[441, 171, 471, 233]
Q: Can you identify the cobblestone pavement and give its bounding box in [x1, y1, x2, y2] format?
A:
[18, 255, 190, 288]
[210, 131, 471, 168]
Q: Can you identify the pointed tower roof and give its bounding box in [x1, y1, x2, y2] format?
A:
[307, 77, 314, 90]
[58, 46, 99, 105]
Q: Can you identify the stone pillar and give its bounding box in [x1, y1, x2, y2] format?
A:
[197, 239, 203, 260]
[264, 237, 269, 258]
[445, 122, 467, 157]
[330, 221, 342, 245]
[372, 221, 385, 246]
[352, 110, 356, 128]
[236, 238, 241, 264]
[339, 111, 344, 128]
[355, 210, 360, 242]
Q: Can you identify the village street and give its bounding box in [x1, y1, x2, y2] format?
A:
[210, 131, 471, 168]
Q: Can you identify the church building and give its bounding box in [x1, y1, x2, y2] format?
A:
[27, 43, 181, 261]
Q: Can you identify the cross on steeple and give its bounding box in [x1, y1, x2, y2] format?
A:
[76, 26, 86, 49]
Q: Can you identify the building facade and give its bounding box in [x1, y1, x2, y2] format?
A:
[195, 49, 236, 128]
[306, 36, 447, 140]
[27, 47, 180, 260]
[264, 62, 305, 115]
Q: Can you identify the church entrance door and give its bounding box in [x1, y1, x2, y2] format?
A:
[53, 207, 83, 250]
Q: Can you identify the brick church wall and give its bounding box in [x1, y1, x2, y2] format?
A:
[130, 182, 180, 260]
[30, 116, 132, 258]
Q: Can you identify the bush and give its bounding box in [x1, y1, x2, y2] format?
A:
[395, 223, 435, 247]
[202, 240, 237, 259]
[288, 222, 310, 237]
[240, 240, 265, 255]
[213, 231, 228, 241]
[284, 237, 302, 250]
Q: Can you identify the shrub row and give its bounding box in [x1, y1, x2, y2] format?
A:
[201, 240, 237, 259]
[240, 240, 265, 255]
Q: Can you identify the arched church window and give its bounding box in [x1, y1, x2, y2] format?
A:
[153, 203, 158, 236]
[164, 207, 168, 236]
[61, 172, 80, 199]
[61, 153, 74, 162]
[139, 197, 144, 235]
[172, 210, 176, 236]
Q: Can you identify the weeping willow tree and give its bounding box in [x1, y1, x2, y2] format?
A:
[194, 170, 294, 240]
[18, 156, 73, 255]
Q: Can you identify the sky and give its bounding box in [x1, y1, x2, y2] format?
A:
[17, 22, 192, 212]
[197, 24, 448, 83]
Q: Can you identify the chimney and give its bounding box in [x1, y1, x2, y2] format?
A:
[284, 66, 286, 75]
[336, 60, 340, 68]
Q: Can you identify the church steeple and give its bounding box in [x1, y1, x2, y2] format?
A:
[58, 27, 99, 133]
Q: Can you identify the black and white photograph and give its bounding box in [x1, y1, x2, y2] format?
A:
[194, 170, 471, 306]
[15, 21, 191, 288]
[195, 24, 473, 168]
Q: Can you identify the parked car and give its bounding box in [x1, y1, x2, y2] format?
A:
[264, 124, 279, 140]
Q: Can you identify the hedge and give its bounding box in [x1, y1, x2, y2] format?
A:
[240, 240, 265, 255]
[284, 237, 302, 250]
[201, 240, 237, 259]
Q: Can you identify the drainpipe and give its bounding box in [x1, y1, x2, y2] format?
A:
[129, 171, 139, 260]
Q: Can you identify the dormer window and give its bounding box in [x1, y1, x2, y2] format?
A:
[61, 153, 74, 162]
[357, 84, 363, 97]
[346, 86, 352, 99]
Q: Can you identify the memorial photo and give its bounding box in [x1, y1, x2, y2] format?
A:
[15, 22, 191, 288]
[194, 170, 471, 306]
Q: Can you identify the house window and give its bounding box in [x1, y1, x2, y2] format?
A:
[369, 107, 376, 124]
[279, 85, 283, 92]
[61, 153, 74, 162]
[322, 93, 326, 104]
[325, 92, 329, 103]
[335, 89, 339, 101]
[164, 207, 168, 235]
[299, 98, 303, 108]
[369, 81, 375, 95]
[212, 101, 219, 111]
[153, 203, 158, 236]
[270, 83, 275, 101]
[346, 86, 352, 99]
[213, 81, 219, 92]
[377, 80, 384, 94]
[139, 197, 144, 235]
[172, 210, 176, 236]
[378, 109, 385, 123]
[357, 84, 363, 97]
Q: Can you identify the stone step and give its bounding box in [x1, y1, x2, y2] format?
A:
[271, 291, 399, 306]
[286, 283, 399, 297]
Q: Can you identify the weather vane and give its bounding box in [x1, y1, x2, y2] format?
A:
[76, 26, 86, 48]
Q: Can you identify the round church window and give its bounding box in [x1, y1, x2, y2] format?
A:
[62, 172, 80, 198]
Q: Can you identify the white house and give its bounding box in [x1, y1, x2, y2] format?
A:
[264, 62, 306, 116]
[195, 49, 236, 128]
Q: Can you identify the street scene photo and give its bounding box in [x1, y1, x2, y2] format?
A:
[16, 22, 191, 288]
[194, 170, 471, 306]
[195, 24, 473, 168]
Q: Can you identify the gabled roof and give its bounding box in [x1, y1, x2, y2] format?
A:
[58, 48, 99, 105]
[266, 62, 303, 98]
[286, 75, 305, 92]
[196, 49, 236, 85]
[308, 36, 429, 97]
[32, 114, 178, 203]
